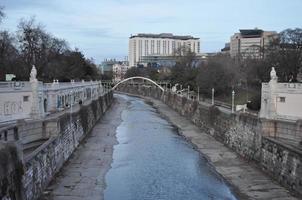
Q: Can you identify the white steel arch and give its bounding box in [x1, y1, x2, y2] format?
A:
[112, 76, 165, 92]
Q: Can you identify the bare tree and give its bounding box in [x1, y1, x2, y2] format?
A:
[170, 46, 198, 87]
[0, 6, 4, 24]
[0, 14, 101, 81]
[267, 28, 302, 81]
[196, 54, 238, 97]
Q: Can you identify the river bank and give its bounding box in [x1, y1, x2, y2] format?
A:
[119, 92, 298, 200]
[40, 97, 125, 200]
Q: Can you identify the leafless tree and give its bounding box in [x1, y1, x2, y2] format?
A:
[267, 28, 302, 81]
[0, 6, 4, 24]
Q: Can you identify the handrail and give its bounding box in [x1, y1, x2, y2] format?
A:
[112, 76, 165, 92]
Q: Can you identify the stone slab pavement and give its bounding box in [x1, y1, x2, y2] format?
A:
[40, 96, 126, 200]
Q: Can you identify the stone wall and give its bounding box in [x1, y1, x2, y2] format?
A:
[261, 137, 302, 195]
[116, 84, 302, 196]
[262, 119, 302, 141]
[0, 91, 113, 200]
[22, 91, 113, 200]
[0, 143, 23, 200]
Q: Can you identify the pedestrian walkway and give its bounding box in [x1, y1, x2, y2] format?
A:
[40, 98, 125, 200]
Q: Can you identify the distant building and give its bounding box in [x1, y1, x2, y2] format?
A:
[112, 61, 130, 83]
[221, 43, 230, 54]
[129, 33, 200, 67]
[99, 59, 120, 77]
[99, 59, 118, 75]
[230, 29, 277, 59]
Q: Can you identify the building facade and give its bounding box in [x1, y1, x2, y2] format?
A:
[129, 33, 200, 67]
[230, 29, 277, 59]
[0, 66, 104, 123]
[99, 59, 119, 75]
[112, 61, 130, 83]
[260, 67, 302, 121]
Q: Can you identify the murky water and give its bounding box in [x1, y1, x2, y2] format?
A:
[104, 95, 238, 200]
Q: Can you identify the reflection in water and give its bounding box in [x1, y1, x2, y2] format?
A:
[104, 95, 237, 200]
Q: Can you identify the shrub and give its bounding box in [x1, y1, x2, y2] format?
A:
[209, 106, 220, 125]
[247, 93, 261, 111]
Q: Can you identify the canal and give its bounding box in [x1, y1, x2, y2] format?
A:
[104, 94, 238, 200]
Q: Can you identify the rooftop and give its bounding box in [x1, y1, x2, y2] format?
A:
[130, 33, 199, 40]
[239, 29, 264, 38]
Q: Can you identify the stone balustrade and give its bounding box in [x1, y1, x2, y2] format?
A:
[0, 78, 104, 123]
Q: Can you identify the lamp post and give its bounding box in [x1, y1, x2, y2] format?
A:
[212, 88, 215, 105]
[197, 86, 200, 101]
[232, 90, 235, 113]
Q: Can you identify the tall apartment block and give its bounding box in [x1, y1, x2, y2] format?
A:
[230, 29, 277, 59]
[128, 33, 200, 67]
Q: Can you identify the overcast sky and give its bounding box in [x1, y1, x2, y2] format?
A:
[1, 0, 302, 63]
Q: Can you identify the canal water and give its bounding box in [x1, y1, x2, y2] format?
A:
[104, 95, 238, 200]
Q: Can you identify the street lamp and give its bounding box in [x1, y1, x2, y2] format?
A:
[232, 90, 235, 113]
[212, 88, 215, 105]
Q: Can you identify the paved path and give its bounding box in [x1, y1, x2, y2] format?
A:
[147, 96, 299, 200]
[40, 97, 125, 200]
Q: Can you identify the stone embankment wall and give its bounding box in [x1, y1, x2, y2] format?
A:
[0, 143, 23, 200]
[116, 84, 302, 196]
[261, 137, 302, 195]
[0, 91, 113, 200]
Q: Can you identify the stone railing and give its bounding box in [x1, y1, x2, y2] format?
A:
[0, 80, 104, 123]
[0, 124, 19, 142]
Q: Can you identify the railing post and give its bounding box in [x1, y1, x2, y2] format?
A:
[232, 90, 235, 113]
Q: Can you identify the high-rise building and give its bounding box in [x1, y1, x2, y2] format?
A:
[230, 29, 277, 59]
[128, 33, 200, 67]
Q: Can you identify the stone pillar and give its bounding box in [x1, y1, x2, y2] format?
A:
[30, 65, 40, 119]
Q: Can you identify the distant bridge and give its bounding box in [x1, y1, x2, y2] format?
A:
[111, 76, 165, 92]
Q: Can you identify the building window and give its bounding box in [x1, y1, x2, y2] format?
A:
[23, 96, 29, 102]
[278, 97, 286, 103]
[172, 41, 176, 53]
[157, 40, 160, 54]
[151, 40, 154, 54]
[139, 40, 142, 57]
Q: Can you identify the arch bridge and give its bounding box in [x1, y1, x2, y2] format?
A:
[111, 76, 165, 92]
